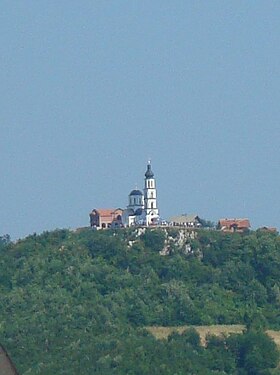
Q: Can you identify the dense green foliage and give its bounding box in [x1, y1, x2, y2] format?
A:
[0, 228, 280, 374]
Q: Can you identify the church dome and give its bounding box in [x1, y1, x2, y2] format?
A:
[135, 208, 143, 216]
[129, 189, 143, 196]
[145, 163, 154, 178]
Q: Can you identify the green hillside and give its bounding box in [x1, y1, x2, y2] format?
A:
[0, 227, 280, 374]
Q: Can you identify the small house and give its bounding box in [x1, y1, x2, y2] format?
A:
[218, 218, 250, 233]
[258, 226, 277, 233]
[89, 208, 123, 229]
[169, 214, 202, 228]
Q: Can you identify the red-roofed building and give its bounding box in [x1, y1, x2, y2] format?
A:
[258, 226, 278, 233]
[218, 218, 251, 233]
[89, 208, 123, 229]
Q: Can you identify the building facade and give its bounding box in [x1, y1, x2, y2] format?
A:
[89, 208, 123, 229]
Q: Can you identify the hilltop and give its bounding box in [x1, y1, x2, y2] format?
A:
[0, 227, 280, 374]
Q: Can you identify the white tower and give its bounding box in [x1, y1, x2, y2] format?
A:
[143, 161, 159, 225]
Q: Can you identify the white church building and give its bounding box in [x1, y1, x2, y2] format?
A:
[89, 161, 160, 229]
[122, 161, 159, 226]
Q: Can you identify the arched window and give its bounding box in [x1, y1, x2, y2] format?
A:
[151, 202, 154, 209]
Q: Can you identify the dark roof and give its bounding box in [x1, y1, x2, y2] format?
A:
[145, 163, 154, 178]
[135, 208, 143, 216]
[129, 189, 143, 196]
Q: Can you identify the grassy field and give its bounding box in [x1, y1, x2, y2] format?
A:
[146, 325, 280, 347]
[267, 330, 280, 347]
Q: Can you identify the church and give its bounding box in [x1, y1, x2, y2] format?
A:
[89, 162, 159, 229]
[122, 161, 159, 226]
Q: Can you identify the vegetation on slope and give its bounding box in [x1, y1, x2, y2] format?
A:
[0, 228, 279, 374]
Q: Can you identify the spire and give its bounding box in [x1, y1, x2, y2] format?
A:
[145, 161, 154, 178]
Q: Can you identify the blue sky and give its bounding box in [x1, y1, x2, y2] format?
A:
[1, 1, 279, 239]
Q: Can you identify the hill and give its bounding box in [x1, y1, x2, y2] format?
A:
[0, 227, 280, 374]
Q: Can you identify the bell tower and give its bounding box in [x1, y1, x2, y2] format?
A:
[143, 161, 159, 225]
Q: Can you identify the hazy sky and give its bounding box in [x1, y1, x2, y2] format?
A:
[1, 1, 279, 239]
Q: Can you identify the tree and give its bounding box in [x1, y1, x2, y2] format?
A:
[228, 331, 279, 375]
[0, 234, 11, 248]
[140, 229, 165, 253]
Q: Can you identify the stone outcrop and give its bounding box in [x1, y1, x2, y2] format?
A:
[129, 227, 199, 256]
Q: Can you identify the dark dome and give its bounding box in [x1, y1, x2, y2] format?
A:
[129, 189, 143, 196]
[135, 208, 143, 216]
[145, 163, 154, 178]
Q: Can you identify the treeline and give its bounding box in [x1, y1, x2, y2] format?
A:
[0, 228, 279, 374]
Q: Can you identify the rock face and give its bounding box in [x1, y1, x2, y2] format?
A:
[130, 227, 199, 256]
[159, 229, 197, 256]
[0, 345, 19, 375]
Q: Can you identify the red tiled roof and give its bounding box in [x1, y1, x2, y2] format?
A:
[90, 208, 123, 218]
[259, 227, 277, 233]
[96, 209, 115, 217]
[219, 218, 251, 229]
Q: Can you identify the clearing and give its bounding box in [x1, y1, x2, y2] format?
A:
[146, 325, 280, 347]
